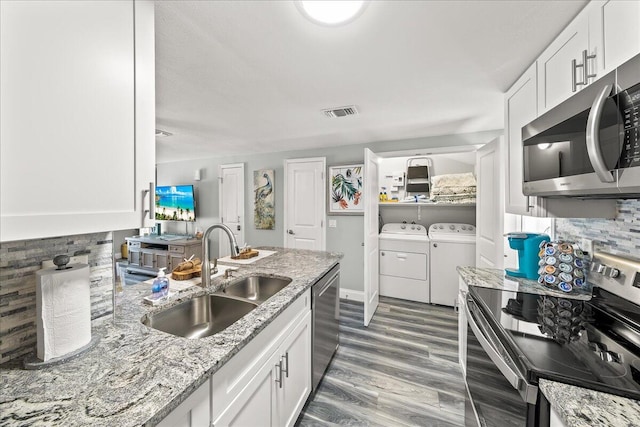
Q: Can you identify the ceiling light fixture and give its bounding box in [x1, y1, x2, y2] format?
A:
[537, 143, 552, 150]
[296, 0, 368, 26]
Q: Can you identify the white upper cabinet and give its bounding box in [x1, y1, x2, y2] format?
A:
[0, 0, 155, 242]
[504, 63, 542, 216]
[537, 0, 640, 115]
[591, 0, 640, 75]
[537, 5, 593, 114]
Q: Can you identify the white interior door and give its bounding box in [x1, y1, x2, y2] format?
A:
[363, 148, 380, 327]
[284, 158, 326, 250]
[219, 163, 245, 257]
[476, 137, 504, 269]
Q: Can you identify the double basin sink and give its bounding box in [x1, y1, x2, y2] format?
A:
[143, 275, 292, 339]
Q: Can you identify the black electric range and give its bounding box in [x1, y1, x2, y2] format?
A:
[464, 251, 640, 427]
[470, 285, 640, 400]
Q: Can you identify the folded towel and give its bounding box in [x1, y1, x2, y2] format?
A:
[430, 186, 477, 196]
[430, 172, 477, 188]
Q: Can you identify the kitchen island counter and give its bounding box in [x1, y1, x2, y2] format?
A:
[0, 247, 341, 426]
[540, 379, 640, 427]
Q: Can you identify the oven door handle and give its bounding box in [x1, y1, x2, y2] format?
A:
[586, 83, 616, 183]
[465, 299, 537, 404]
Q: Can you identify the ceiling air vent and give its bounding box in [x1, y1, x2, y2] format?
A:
[323, 105, 358, 118]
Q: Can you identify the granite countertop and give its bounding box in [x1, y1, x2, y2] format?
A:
[0, 247, 342, 426]
[540, 379, 640, 427]
[456, 267, 592, 300]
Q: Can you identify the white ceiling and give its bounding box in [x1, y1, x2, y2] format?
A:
[154, 0, 587, 164]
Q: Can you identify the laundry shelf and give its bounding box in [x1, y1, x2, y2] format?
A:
[379, 202, 476, 207]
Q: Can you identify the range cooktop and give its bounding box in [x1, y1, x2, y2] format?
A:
[470, 251, 640, 400]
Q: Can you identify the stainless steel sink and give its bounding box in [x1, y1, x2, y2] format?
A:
[142, 294, 258, 339]
[223, 275, 292, 303]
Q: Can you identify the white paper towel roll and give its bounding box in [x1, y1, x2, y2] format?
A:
[36, 263, 91, 361]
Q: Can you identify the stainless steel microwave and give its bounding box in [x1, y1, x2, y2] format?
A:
[522, 53, 640, 198]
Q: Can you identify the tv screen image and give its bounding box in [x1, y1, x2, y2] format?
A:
[155, 185, 196, 222]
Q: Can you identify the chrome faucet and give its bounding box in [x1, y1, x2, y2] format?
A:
[202, 223, 240, 288]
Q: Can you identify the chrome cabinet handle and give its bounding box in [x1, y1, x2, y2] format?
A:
[572, 58, 585, 92]
[433, 243, 438, 248]
[143, 182, 154, 221]
[583, 49, 596, 83]
[586, 83, 615, 183]
[282, 352, 289, 378]
[275, 360, 283, 388]
[288, 229, 295, 235]
[381, 252, 385, 256]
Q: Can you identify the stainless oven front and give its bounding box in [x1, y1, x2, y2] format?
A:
[464, 294, 541, 427]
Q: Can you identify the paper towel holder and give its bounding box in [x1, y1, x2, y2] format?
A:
[53, 254, 72, 270]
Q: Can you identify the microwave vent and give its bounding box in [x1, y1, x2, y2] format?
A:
[323, 105, 358, 118]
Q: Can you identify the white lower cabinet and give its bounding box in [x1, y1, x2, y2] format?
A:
[211, 290, 312, 427]
[156, 290, 311, 427]
[458, 277, 468, 377]
[157, 379, 211, 427]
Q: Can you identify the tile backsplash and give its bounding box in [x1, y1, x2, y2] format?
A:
[0, 232, 113, 365]
[555, 199, 640, 256]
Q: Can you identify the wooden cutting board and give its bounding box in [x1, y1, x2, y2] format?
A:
[171, 266, 202, 281]
[231, 250, 259, 260]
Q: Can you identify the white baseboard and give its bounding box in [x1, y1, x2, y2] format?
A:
[340, 288, 364, 302]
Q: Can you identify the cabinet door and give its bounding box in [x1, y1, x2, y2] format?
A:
[596, 0, 640, 73]
[457, 289, 467, 377]
[537, 10, 590, 114]
[128, 250, 141, 268]
[141, 251, 155, 269]
[157, 379, 210, 427]
[212, 351, 279, 427]
[170, 254, 184, 272]
[505, 64, 541, 216]
[0, 1, 155, 242]
[156, 252, 170, 272]
[277, 311, 312, 427]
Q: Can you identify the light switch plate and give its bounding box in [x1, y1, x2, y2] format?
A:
[329, 220, 337, 228]
[42, 255, 89, 269]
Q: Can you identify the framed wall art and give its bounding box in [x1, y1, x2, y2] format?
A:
[328, 164, 364, 215]
[254, 169, 275, 229]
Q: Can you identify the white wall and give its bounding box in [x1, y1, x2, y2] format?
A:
[156, 130, 501, 293]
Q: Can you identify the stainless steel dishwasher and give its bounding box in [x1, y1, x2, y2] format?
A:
[311, 263, 340, 392]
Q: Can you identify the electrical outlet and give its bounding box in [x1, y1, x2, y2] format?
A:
[42, 255, 89, 269]
[329, 220, 337, 228]
[581, 238, 594, 256]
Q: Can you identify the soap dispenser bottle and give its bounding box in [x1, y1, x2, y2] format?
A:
[152, 268, 169, 298]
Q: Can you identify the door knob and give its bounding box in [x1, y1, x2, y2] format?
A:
[288, 229, 295, 235]
[433, 243, 438, 248]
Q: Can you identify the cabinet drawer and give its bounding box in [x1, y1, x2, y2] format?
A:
[169, 245, 184, 254]
[380, 251, 427, 280]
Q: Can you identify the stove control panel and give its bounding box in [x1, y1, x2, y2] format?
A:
[590, 252, 640, 302]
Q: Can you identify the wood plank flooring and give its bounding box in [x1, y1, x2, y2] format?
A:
[297, 297, 475, 427]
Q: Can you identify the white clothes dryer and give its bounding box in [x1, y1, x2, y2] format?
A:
[379, 223, 430, 303]
[429, 223, 476, 307]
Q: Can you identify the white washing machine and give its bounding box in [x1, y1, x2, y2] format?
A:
[429, 223, 476, 307]
[379, 223, 430, 303]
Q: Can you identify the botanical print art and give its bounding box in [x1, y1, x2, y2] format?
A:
[254, 169, 275, 229]
[329, 164, 364, 214]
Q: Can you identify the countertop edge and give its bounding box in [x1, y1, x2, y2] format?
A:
[539, 379, 640, 427]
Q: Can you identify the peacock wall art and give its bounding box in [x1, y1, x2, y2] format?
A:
[329, 164, 364, 214]
[254, 169, 275, 229]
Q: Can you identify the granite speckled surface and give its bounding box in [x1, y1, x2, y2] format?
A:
[456, 267, 592, 300]
[540, 379, 640, 427]
[0, 247, 341, 426]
